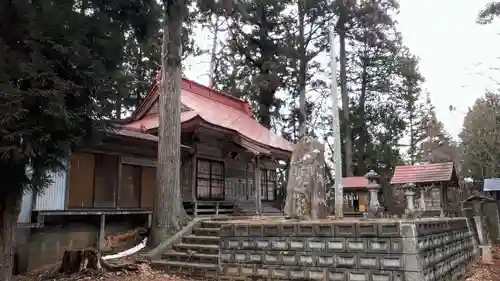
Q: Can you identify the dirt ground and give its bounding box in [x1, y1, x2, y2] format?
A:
[466, 245, 500, 281]
[13, 245, 500, 281]
[14, 263, 200, 281]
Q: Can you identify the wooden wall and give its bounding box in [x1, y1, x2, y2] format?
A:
[181, 156, 193, 201]
[193, 130, 254, 201]
[68, 153, 95, 208]
[67, 152, 157, 209]
[225, 159, 254, 201]
[188, 129, 282, 202]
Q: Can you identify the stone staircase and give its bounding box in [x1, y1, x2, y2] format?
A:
[151, 219, 224, 280]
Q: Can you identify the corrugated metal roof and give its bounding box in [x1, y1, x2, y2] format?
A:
[342, 177, 368, 188]
[130, 77, 254, 121]
[484, 178, 500, 191]
[114, 127, 159, 141]
[113, 127, 193, 151]
[390, 162, 455, 184]
[123, 79, 293, 153]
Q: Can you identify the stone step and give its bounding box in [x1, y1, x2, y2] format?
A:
[202, 220, 230, 228]
[182, 235, 219, 245]
[192, 227, 220, 236]
[172, 243, 219, 254]
[151, 260, 218, 280]
[163, 251, 218, 264]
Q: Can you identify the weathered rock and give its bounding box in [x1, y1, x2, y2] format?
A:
[283, 137, 327, 220]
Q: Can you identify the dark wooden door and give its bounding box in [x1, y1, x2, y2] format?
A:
[93, 154, 118, 208]
[67, 152, 95, 208]
[118, 164, 141, 208]
[140, 166, 156, 208]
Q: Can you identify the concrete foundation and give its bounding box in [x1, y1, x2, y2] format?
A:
[15, 214, 147, 273]
[219, 217, 476, 281]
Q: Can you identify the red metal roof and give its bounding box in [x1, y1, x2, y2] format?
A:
[342, 177, 369, 189]
[114, 127, 159, 141]
[390, 162, 455, 184]
[124, 79, 293, 153]
[113, 127, 192, 151]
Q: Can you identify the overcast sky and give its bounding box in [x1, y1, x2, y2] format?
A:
[397, 0, 500, 138]
[184, 0, 500, 138]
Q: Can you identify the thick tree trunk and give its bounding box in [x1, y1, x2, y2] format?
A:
[151, 0, 189, 247]
[0, 188, 22, 281]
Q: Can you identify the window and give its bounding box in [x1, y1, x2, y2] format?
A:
[260, 169, 277, 201]
[196, 159, 224, 200]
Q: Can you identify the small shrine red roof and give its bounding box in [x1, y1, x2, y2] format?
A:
[390, 162, 456, 184]
[123, 77, 293, 154]
[342, 177, 369, 189]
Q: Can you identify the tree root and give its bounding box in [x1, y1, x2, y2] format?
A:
[59, 249, 139, 275]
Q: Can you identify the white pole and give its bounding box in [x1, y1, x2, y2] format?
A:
[329, 28, 344, 218]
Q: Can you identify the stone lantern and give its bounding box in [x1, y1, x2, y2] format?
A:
[364, 170, 382, 217]
[402, 182, 416, 217]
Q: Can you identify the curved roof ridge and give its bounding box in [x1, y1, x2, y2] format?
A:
[181, 79, 254, 118]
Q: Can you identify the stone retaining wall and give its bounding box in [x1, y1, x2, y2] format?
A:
[219, 218, 475, 281]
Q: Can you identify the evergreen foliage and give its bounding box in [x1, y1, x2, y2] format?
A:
[460, 91, 500, 179]
[0, 0, 161, 193]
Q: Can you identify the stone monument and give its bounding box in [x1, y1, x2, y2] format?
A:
[283, 137, 327, 220]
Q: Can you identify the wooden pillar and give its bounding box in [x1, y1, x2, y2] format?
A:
[191, 154, 197, 216]
[98, 214, 106, 251]
[254, 156, 262, 215]
[116, 157, 123, 209]
[245, 162, 249, 201]
[440, 182, 446, 217]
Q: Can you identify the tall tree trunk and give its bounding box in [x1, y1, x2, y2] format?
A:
[297, 0, 307, 139]
[256, 3, 276, 130]
[208, 15, 219, 88]
[258, 91, 272, 129]
[0, 187, 22, 281]
[355, 47, 368, 175]
[338, 29, 353, 176]
[115, 94, 122, 120]
[407, 83, 416, 165]
[336, 0, 353, 176]
[151, 0, 189, 247]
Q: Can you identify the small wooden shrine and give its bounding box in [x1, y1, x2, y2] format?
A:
[390, 162, 460, 216]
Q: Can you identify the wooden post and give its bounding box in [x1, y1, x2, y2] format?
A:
[440, 182, 446, 217]
[254, 156, 262, 215]
[116, 156, 123, 209]
[191, 155, 197, 216]
[329, 28, 343, 218]
[147, 214, 152, 228]
[98, 214, 106, 251]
